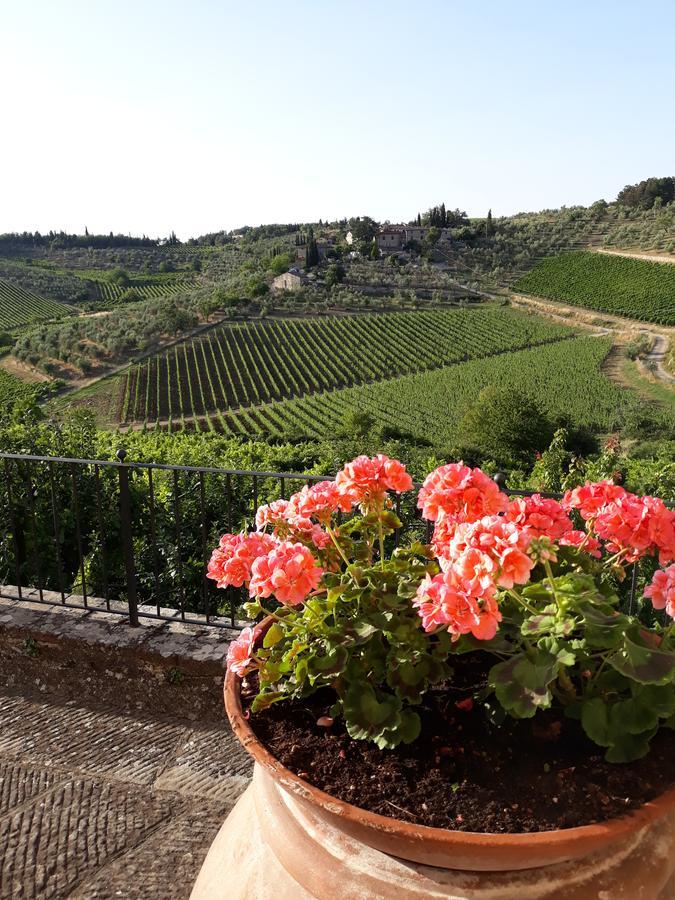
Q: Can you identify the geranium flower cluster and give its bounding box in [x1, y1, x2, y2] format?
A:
[212, 454, 414, 677]
[415, 464, 675, 641]
[216, 457, 675, 682]
[562, 481, 675, 566]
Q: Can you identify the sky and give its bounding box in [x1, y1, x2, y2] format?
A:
[2, 0, 674, 240]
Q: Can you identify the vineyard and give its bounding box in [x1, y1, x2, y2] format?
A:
[0, 369, 41, 408]
[92, 277, 193, 302]
[0, 279, 70, 330]
[216, 337, 627, 444]
[513, 251, 675, 325]
[119, 308, 573, 424]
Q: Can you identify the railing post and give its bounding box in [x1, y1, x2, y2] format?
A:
[116, 449, 139, 627]
[493, 472, 508, 491]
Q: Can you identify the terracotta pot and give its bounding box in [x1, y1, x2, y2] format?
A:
[190, 669, 675, 899]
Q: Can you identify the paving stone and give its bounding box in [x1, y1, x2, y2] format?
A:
[69, 805, 229, 900]
[0, 777, 176, 899]
[0, 693, 188, 785]
[154, 723, 253, 803]
[0, 759, 64, 815]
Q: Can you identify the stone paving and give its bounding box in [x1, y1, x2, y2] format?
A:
[0, 684, 252, 899]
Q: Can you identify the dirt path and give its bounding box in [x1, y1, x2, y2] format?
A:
[0, 355, 51, 383]
[644, 334, 675, 385]
[592, 248, 675, 265]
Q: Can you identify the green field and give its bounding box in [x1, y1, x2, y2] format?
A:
[0, 369, 41, 408]
[0, 279, 70, 330]
[513, 252, 675, 325]
[119, 308, 573, 425]
[217, 337, 626, 443]
[92, 276, 193, 302]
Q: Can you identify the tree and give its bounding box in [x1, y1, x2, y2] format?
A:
[268, 252, 292, 275]
[457, 386, 554, 465]
[617, 177, 675, 210]
[340, 408, 375, 439]
[369, 239, 379, 260]
[347, 217, 378, 244]
[325, 262, 345, 286]
[306, 234, 320, 267]
[486, 209, 493, 237]
[108, 268, 130, 288]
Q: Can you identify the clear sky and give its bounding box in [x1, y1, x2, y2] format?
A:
[2, 0, 673, 239]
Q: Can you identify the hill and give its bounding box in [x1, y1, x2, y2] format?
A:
[513, 252, 675, 325]
[0, 279, 70, 330]
[116, 308, 573, 427]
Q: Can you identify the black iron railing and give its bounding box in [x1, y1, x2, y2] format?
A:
[0, 452, 643, 628]
[0, 451, 331, 628]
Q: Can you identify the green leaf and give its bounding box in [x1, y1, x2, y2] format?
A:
[263, 623, 284, 648]
[307, 645, 348, 680]
[605, 729, 656, 763]
[489, 654, 557, 718]
[580, 697, 610, 745]
[578, 602, 629, 649]
[608, 626, 675, 685]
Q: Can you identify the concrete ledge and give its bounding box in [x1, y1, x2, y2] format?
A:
[0, 592, 240, 723]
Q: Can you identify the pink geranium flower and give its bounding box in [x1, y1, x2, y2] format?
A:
[289, 480, 352, 523]
[417, 462, 508, 524]
[645, 565, 675, 618]
[593, 493, 668, 564]
[413, 569, 501, 641]
[226, 626, 258, 677]
[558, 529, 602, 558]
[207, 531, 277, 588]
[335, 454, 413, 509]
[249, 541, 323, 606]
[445, 516, 534, 591]
[505, 494, 574, 541]
[561, 480, 627, 519]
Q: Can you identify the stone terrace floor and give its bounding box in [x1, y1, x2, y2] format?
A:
[0, 685, 253, 899]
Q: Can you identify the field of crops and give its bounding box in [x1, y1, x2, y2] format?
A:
[94, 278, 192, 302]
[119, 308, 573, 424]
[218, 337, 626, 444]
[0, 368, 41, 408]
[0, 279, 69, 330]
[513, 251, 675, 325]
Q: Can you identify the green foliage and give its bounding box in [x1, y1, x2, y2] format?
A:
[108, 268, 130, 288]
[488, 571, 675, 761]
[250, 523, 448, 749]
[457, 386, 554, 465]
[268, 253, 292, 276]
[119, 308, 572, 430]
[0, 279, 70, 330]
[617, 177, 675, 210]
[514, 252, 675, 325]
[232, 336, 632, 457]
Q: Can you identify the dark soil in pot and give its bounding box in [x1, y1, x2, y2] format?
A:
[246, 655, 675, 834]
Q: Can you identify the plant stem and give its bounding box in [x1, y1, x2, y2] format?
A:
[378, 516, 386, 570]
[507, 588, 538, 615]
[542, 558, 560, 607]
[326, 526, 351, 567]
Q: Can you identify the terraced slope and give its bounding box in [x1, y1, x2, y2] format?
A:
[219, 337, 625, 444]
[0, 279, 70, 329]
[119, 308, 573, 424]
[513, 251, 675, 325]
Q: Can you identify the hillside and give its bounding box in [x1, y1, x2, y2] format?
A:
[0, 279, 70, 330]
[117, 308, 572, 426]
[513, 252, 675, 325]
[181, 337, 630, 444]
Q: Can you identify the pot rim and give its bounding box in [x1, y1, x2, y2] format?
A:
[225, 664, 675, 853]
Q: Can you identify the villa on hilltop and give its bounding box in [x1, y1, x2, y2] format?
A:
[346, 225, 452, 250]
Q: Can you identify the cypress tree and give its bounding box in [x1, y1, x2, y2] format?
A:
[486, 209, 493, 237]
